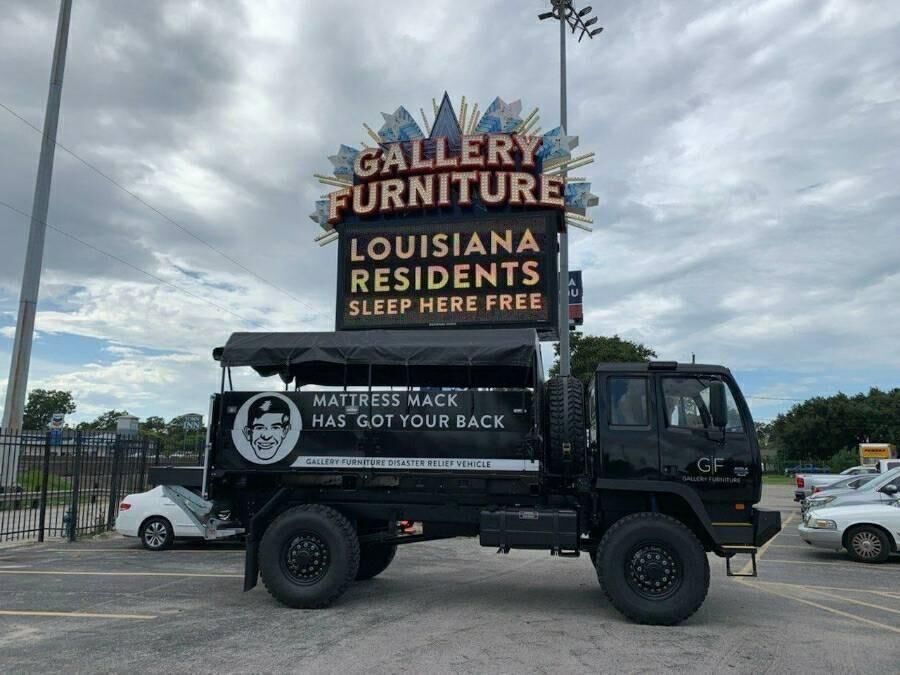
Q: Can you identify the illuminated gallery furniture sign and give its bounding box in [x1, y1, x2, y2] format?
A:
[310, 93, 598, 333]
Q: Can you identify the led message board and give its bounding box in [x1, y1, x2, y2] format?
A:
[336, 211, 559, 330]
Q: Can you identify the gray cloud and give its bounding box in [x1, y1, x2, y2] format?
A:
[1, 0, 899, 422]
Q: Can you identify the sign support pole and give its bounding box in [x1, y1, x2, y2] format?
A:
[557, 4, 571, 377]
[1, 0, 72, 487]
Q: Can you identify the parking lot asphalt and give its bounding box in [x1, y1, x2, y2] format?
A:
[0, 484, 898, 674]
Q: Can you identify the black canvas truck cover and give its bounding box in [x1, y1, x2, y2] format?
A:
[209, 329, 543, 476]
[214, 328, 542, 388]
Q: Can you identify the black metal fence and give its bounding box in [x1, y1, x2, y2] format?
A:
[0, 430, 201, 543]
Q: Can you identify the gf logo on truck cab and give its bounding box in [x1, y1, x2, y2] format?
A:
[697, 457, 724, 474]
[231, 393, 302, 464]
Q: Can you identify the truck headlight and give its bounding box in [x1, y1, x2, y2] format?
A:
[811, 519, 837, 530]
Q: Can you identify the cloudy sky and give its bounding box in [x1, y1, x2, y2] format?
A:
[1, 0, 898, 426]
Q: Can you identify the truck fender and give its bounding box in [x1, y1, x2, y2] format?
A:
[594, 479, 725, 555]
[243, 488, 290, 591]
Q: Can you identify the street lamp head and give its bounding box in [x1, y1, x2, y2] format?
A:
[538, 11, 555, 20]
[584, 17, 598, 27]
[578, 6, 593, 16]
[590, 27, 604, 36]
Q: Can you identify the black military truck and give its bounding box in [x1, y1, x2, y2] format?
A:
[174, 328, 780, 625]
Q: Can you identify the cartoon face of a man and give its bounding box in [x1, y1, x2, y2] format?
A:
[243, 397, 291, 460]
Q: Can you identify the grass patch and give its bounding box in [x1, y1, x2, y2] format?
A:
[18, 470, 71, 492]
[762, 474, 793, 485]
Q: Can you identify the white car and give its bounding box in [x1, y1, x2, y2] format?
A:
[115, 486, 204, 550]
[799, 499, 900, 563]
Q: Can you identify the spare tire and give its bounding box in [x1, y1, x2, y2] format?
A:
[545, 375, 586, 475]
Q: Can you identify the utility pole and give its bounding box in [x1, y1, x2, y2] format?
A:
[539, 1, 602, 377]
[2, 0, 72, 485]
[558, 3, 570, 377]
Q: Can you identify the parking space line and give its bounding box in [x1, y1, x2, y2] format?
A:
[0, 570, 242, 578]
[739, 581, 900, 635]
[0, 609, 156, 620]
[768, 544, 812, 549]
[39, 548, 243, 554]
[758, 583, 900, 615]
[761, 559, 900, 571]
[758, 581, 900, 599]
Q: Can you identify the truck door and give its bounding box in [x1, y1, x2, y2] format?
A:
[597, 374, 660, 479]
[656, 375, 754, 502]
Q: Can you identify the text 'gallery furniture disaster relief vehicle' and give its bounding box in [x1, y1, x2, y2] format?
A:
[152, 329, 781, 625]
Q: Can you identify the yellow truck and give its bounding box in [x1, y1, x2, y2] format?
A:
[859, 443, 898, 466]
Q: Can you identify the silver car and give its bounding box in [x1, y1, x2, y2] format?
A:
[800, 474, 877, 514]
[803, 467, 900, 514]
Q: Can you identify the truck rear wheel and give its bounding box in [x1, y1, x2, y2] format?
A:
[356, 544, 397, 580]
[259, 504, 360, 609]
[546, 375, 586, 475]
[595, 512, 709, 625]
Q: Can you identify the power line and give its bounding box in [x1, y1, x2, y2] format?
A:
[0, 198, 259, 326]
[0, 100, 318, 315]
[748, 395, 807, 401]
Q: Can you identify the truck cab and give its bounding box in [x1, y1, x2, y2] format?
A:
[591, 362, 774, 551]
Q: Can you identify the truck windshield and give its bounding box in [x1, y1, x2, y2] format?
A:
[662, 377, 744, 433]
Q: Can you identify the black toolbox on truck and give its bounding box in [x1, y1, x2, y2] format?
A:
[480, 508, 578, 550]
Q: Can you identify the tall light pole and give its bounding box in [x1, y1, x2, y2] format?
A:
[2, 0, 72, 463]
[539, 1, 602, 377]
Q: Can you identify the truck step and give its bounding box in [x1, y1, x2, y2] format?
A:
[723, 546, 757, 577]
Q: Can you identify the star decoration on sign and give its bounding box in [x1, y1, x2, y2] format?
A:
[377, 106, 424, 143]
[475, 97, 523, 134]
[564, 182, 599, 214]
[328, 145, 359, 182]
[537, 126, 579, 165]
[309, 199, 329, 228]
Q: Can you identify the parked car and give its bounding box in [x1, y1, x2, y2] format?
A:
[800, 474, 877, 515]
[793, 465, 880, 502]
[115, 485, 204, 550]
[799, 499, 900, 563]
[802, 467, 900, 513]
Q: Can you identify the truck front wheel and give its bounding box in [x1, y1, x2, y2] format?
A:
[259, 504, 360, 608]
[595, 513, 710, 625]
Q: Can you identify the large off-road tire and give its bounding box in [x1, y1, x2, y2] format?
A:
[545, 375, 586, 475]
[356, 544, 397, 581]
[845, 525, 891, 564]
[595, 512, 710, 626]
[259, 504, 360, 608]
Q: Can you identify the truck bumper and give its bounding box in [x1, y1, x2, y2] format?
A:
[798, 524, 843, 550]
[752, 507, 782, 547]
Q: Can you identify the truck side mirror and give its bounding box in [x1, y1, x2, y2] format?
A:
[709, 381, 728, 429]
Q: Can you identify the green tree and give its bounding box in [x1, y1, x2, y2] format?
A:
[22, 389, 76, 430]
[770, 388, 900, 461]
[828, 448, 858, 473]
[550, 333, 657, 387]
[77, 409, 131, 431]
[142, 416, 167, 433]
